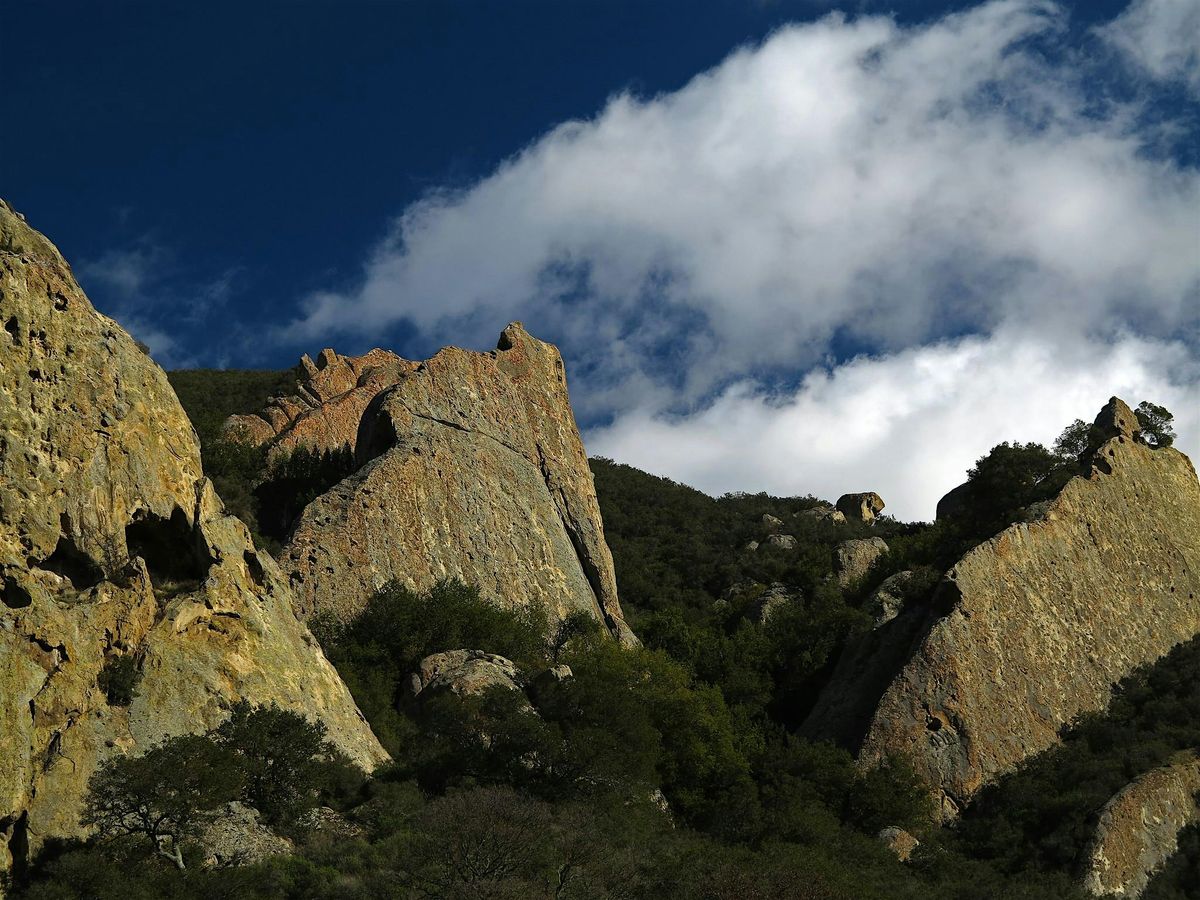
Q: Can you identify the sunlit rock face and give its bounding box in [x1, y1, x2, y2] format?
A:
[0, 200, 387, 878]
[278, 323, 636, 646]
[807, 399, 1200, 821]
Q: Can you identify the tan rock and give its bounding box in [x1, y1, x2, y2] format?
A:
[0, 200, 387, 878]
[878, 826, 919, 862]
[853, 398, 1200, 820]
[797, 506, 847, 525]
[409, 649, 524, 700]
[1081, 752, 1200, 898]
[761, 513, 783, 531]
[836, 492, 885, 523]
[201, 802, 293, 868]
[765, 533, 797, 550]
[836, 537, 889, 587]
[280, 323, 636, 646]
[223, 347, 418, 460]
[866, 570, 915, 627]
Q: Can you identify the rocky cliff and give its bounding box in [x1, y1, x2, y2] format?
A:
[0, 200, 388, 877]
[224, 347, 416, 458]
[808, 399, 1200, 820]
[1081, 752, 1200, 898]
[277, 324, 636, 646]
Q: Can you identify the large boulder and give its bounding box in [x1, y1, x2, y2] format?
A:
[224, 347, 416, 459]
[836, 492, 885, 523]
[280, 323, 636, 646]
[1081, 753, 1200, 898]
[835, 537, 889, 587]
[827, 398, 1200, 820]
[797, 506, 846, 525]
[406, 649, 524, 701]
[0, 200, 387, 877]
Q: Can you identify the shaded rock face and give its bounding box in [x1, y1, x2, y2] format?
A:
[866, 570, 914, 628]
[0, 201, 387, 876]
[201, 802, 293, 869]
[836, 492, 885, 523]
[835, 537, 889, 587]
[224, 347, 416, 459]
[280, 323, 635, 646]
[848, 399, 1200, 820]
[1082, 753, 1200, 898]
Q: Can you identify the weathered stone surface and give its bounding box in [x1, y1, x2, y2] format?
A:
[836, 492, 885, 523]
[752, 583, 796, 625]
[853, 399, 1200, 820]
[835, 537, 889, 587]
[866, 570, 915, 628]
[201, 802, 294, 868]
[280, 323, 635, 646]
[878, 826, 919, 862]
[0, 200, 387, 877]
[765, 534, 797, 550]
[935, 481, 972, 522]
[1081, 752, 1200, 898]
[761, 513, 783, 531]
[224, 347, 416, 460]
[797, 506, 846, 525]
[408, 649, 524, 700]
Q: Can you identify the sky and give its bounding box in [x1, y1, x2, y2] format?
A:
[6, 0, 1198, 520]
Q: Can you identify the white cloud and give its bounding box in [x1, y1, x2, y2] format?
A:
[1100, 0, 1200, 94]
[283, 0, 1200, 517]
[588, 330, 1200, 521]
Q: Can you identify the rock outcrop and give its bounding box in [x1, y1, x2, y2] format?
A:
[406, 649, 525, 701]
[835, 537, 889, 587]
[0, 200, 387, 877]
[224, 348, 415, 459]
[865, 570, 915, 628]
[1081, 752, 1200, 898]
[836, 492, 885, 523]
[279, 323, 635, 646]
[877, 826, 919, 862]
[797, 506, 846, 525]
[831, 399, 1200, 820]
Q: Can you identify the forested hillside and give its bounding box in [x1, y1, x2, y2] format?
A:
[12, 370, 1190, 899]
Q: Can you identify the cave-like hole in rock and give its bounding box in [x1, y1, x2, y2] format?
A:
[35, 534, 104, 590]
[125, 508, 214, 592]
[2, 576, 32, 609]
[4, 316, 19, 345]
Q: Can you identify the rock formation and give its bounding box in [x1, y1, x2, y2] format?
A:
[836, 492, 885, 523]
[224, 348, 415, 459]
[797, 506, 846, 525]
[278, 323, 636, 646]
[405, 649, 525, 702]
[835, 537, 889, 587]
[816, 399, 1200, 820]
[1081, 752, 1200, 898]
[0, 200, 387, 878]
[877, 826, 919, 862]
[865, 570, 915, 628]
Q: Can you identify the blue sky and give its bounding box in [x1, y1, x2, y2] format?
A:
[6, 0, 1198, 518]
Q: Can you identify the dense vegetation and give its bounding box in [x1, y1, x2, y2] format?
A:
[22, 375, 1185, 897]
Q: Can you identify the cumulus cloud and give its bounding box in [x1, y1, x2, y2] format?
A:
[588, 330, 1200, 520]
[1100, 0, 1200, 94]
[285, 0, 1199, 513]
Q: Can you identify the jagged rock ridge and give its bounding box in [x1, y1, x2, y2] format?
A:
[0, 200, 388, 878]
[806, 398, 1200, 820]
[272, 324, 636, 645]
[224, 347, 416, 458]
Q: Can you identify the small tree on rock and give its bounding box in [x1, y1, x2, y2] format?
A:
[1134, 401, 1175, 448]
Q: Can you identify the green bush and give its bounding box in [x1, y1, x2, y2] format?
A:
[97, 655, 141, 707]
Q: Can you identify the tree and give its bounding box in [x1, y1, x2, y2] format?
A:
[1135, 401, 1175, 448]
[215, 700, 345, 825]
[1052, 419, 1097, 461]
[81, 734, 241, 870]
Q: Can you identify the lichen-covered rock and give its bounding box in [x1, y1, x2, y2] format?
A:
[765, 534, 797, 550]
[866, 570, 915, 627]
[836, 537, 889, 587]
[224, 347, 416, 459]
[407, 649, 524, 700]
[836, 492, 885, 523]
[201, 802, 294, 868]
[1081, 752, 1200, 898]
[878, 826, 919, 862]
[280, 323, 635, 646]
[761, 513, 783, 531]
[0, 200, 387, 877]
[797, 506, 846, 525]
[854, 399, 1200, 820]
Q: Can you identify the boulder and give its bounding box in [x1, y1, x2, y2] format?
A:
[529, 664, 573, 706]
[797, 506, 846, 525]
[835, 537, 889, 587]
[0, 200, 387, 878]
[877, 826, 919, 862]
[935, 482, 972, 522]
[1081, 752, 1200, 898]
[224, 348, 417, 460]
[744, 541, 760, 552]
[407, 650, 524, 700]
[201, 802, 293, 868]
[865, 570, 915, 628]
[280, 323, 636, 646]
[752, 583, 796, 625]
[761, 513, 783, 531]
[842, 398, 1200, 820]
[765, 534, 797, 550]
[836, 492, 885, 524]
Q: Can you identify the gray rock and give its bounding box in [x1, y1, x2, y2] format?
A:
[761, 513, 784, 531]
[201, 802, 293, 868]
[797, 506, 846, 525]
[765, 534, 797, 550]
[878, 826, 919, 862]
[866, 570, 915, 627]
[408, 650, 524, 700]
